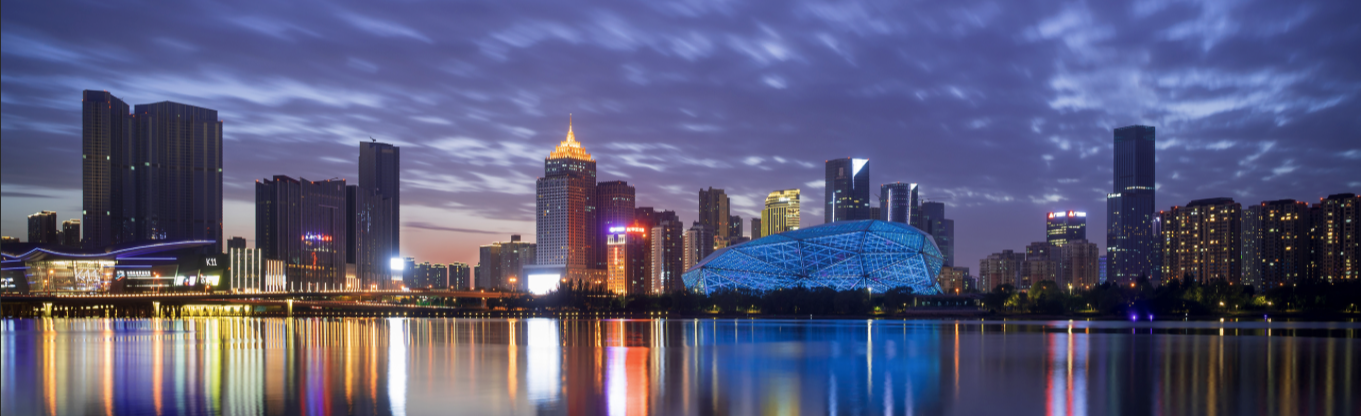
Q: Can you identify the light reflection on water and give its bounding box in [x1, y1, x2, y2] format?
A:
[0, 318, 1357, 416]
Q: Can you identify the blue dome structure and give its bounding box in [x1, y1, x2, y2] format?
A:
[682, 220, 943, 295]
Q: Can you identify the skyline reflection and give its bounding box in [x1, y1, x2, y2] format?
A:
[1, 318, 1356, 415]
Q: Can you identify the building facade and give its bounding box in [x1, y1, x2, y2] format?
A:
[651, 212, 685, 293]
[1046, 211, 1087, 247]
[60, 220, 81, 248]
[1058, 240, 1101, 289]
[1259, 200, 1312, 288]
[597, 181, 636, 268]
[81, 90, 134, 250]
[751, 218, 762, 240]
[682, 222, 713, 271]
[228, 247, 286, 292]
[1160, 198, 1242, 284]
[979, 250, 1023, 291]
[1107, 125, 1159, 285]
[536, 121, 598, 283]
[1311, 193, 1359, 282]
[698, 188, 730, 250]
[27, 211, 58, 245]
[449, 262, 472, 290]
[358, 141, 400, 288]
[920, 201, 954, 267]
[255, 176, 348, 290]
[879, 182, 917, 225]
[1021, 242, 1056, 289]
[762, 189, 801, 237]
[826, 158, 870, 223]
[606, 226, 649, 295]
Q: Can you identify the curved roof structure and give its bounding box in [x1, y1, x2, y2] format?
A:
[0, 240, 216, 262]
[682, 220, 943, 294]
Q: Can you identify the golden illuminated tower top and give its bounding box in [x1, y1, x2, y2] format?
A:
[549, 115, 594, 161]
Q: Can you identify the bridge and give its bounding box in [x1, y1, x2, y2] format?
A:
[0, 290, 525, 318]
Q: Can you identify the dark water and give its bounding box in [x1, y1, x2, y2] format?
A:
[2, 317, 1357, 416]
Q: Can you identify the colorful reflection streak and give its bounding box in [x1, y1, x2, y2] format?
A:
[0, 318, 1357, 415]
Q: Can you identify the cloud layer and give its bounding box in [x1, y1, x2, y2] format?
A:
[3, 0, 1358, 269]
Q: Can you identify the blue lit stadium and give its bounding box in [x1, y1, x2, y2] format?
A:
[683, 220, 944, 295]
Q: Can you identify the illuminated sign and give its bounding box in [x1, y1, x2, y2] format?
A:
[303, 233, 333, 242]
[527, 274, 561, 295]
[607, 226, 647, 234]
[390, 257, 405, 271]
[206, 258, 217, 266]
[201, 275, 220, 286]
[116, 270, 154, 279]
[74, 268, 102, 282]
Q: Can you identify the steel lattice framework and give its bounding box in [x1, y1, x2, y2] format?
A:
[683, 220, 944, 294]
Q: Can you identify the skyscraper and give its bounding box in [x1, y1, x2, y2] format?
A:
[59, 219, 81, 248]
[1311, 193, 1359, 282]
[751, 218, 762, 240]
[449, 262, 472, 290]
[1160, 198, 1242, 284]
[255, 176, 348, 290]
[27, 211, 57, 245]
[762, 189, 801, 237]
[82, 91, 224, 253]
[729, 215, 744, 244]
[1058, 240, 1101, 289]
[1107, 125, 1158, 285]
[635, 207, 658, 284]
[921, 201, 954, 267]
[879, 182, 916, 225]
[826, 158, 870, 222]
[1046, 211, 1087, 247]
[1242, 205, 1263, 288]
[979, 249, 1023, 291]
[81, 90, 133, 250]
[1021, 242, 1056, 289]
[359, 141, 400, 287]
[477, 235, 536, 291]
[651, 211, 685, 293]
[683, 222, 713, 271]
[597, 181, 636, 268]
[698, 188, 730, 250]
[536, 120, 598, 283]
[227, 236, 247, 250]
[606, 226, 648, 295]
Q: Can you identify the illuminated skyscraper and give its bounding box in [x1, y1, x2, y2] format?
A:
[762, 189, 801, 236]
[81, 90, 132, 250]
[255, 176, 348, 289]
[1160, 198, 1242, 284]
[826, 158, 870, 222]
[683, 222, 713, 271]
[879, 182, 916, 225]
[536, 119, 598, 283]
[1046, 211, 1088, 247]
[698, 188, 730, 250]
[1242, 205, 1263, 288]
[1107, 125, 1158, 285]
[359, 141, 399, 287]
[1260, 199, 1312, 288]
[60, 220, 81, 248]
[606, 226, 648, 295]
[27, 211, 57, 245]
[597, 181, 636, 268]
[1311, 193, 1359, 282]
[651, 211, 684, 293]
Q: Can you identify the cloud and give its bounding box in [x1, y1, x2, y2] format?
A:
[405, 222, 502, 235]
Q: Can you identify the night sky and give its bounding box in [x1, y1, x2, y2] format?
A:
[3, 0, 1358, 270]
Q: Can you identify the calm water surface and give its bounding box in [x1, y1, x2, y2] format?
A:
[2, 317, 1357, 416]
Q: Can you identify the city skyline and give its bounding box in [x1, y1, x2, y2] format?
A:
[4, 0, 1360, 271]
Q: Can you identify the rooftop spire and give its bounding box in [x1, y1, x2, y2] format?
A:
[549, 114, 593, 161]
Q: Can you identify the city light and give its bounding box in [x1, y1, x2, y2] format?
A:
[390, 258, 405, 271]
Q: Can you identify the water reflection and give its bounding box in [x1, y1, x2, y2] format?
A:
[0, 318, 1357, 416]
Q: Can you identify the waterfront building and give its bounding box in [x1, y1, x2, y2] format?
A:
[1058, 240, 1101, 289]
[1259, 200, 1312, 288]
[634, 207, 658, 284]
[255, 176, 348, 290]
[921, 201, 955, 267]
[651, 211, 685, 293]
[536, 120, 598, 283]
[683, 222, 712, 271]
[228, 247, 286, 292]
[683, 220, 943, 294]
[826, 158, 871, 222]
[879, 182, 917, 225]
[60, 220, 81, 248]
[27, 211, 57, 245]
[979, 250, 1023, 291]
[762, 189, 801, 237]
[1160, 198, 1242, 284]
[607, 226, 649, 295]
[448, 262, 472, 290]
[597, 181, 636, 268]
[1242, 205, 1263, 288]
[1311, 193, 1360, 282]
[699, 188, 730, 250]
[477, 235, 537, 291]
[1046, 211, 1087, 247]
[1107, 125, 1159, 285]
[1, 239, 221, 294]
[1022, 242, 1056, 289]
[358, 141, 400, 288]
[81, 90, 133, 250]
[937, 266, 969, 294]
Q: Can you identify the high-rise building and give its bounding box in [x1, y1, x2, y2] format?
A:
[478, 244, 501, 289]
[1160, 198, 1242, 284]
[869, 207, 881, 222]
[1021, 242, 1056, 289]
[698, 188, 730, 250]
[751, 218, 762, 240]
[27, 211, 57, 245]
[536, 120, 598, 283]
[1046, 211, 1087, 247]
[81, 90, 133, 250]
[606, 226, 649, 295]
[410, 262, 450, 289]
[979, 250, 1023, 291]
[227, 236, 247, 250]
[597, 181, 636, 268]
[1311, 193, 1359, 282]
[59, 219, 81, 248]
[1107, 125, 1158, 285]
[921, 201, 954, 267]
[729, 215, 744, 243]
[83, 92, 226, 252]
[1260, 200, 1312, 288]
[1, 236, 19, 245]
[255, 176, 348, 290]
[358, 141, 400, 288]
[762, 189, 801, 237]
[635, 207, 658, 284]
[1058, 240, 1101, 289]
[683, 222, 713, 271]
[937, 266, 969, 294]
[879, 182, 917, 225]
[449, 262, 472, 290]
[1099, 255, 1108, 283]
[1242, 205, 1263, 288]
[477, 235, 536, 291]
[651, 211, 685, 293]
[826, 158, 870, 222]
[227, 247, 286, 292]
